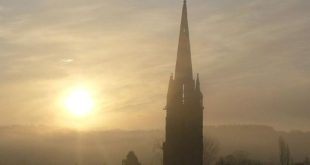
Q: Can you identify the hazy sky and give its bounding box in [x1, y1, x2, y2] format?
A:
[0, 0, 309, 131]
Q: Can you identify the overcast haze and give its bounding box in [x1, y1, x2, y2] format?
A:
[0, 0, 309, 131]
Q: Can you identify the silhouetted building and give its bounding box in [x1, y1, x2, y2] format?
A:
[163, 1, 204, 165]
[122, 151, 141, 165]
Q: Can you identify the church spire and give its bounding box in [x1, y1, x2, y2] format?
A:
[175, 0, 193, 83]
[163, 1, 204, 165]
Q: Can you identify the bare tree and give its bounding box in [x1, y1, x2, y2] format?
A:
[151, 138, 163, 165]
[204, 136, 220, 165]
[279, 136, 292, 165]
[304, 157, 310, 165]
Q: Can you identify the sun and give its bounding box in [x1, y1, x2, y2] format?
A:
[65, 88, 94, 117]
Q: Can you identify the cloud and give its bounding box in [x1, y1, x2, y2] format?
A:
[0, 0, 309, 130]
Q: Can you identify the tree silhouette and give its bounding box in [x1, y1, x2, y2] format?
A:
[204, 136, 220, 165]
[279, 136, 292, 165]
[215, 151, 262, 165]
[151, 139, 163, 165]
[304, 157, 310, 165]
[122, 151, 141, 165]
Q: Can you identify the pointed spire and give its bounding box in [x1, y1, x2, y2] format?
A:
[168, 73, 174, 86]
[166, 73, 175, 110]
[196, 73, 200, 91]
[168, 73, 174, 93]
[196, 74, 203, 102]
[174, 0, 193, 83]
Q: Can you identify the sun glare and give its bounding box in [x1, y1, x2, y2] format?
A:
[65, 88, 94, 117]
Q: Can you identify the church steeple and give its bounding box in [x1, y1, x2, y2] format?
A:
[163, 2, 204, 165]
[175, 0, 193, 82]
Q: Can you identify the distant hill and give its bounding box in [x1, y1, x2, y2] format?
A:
[0, 125, 309, 165]
[206, 125, 310, 163]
